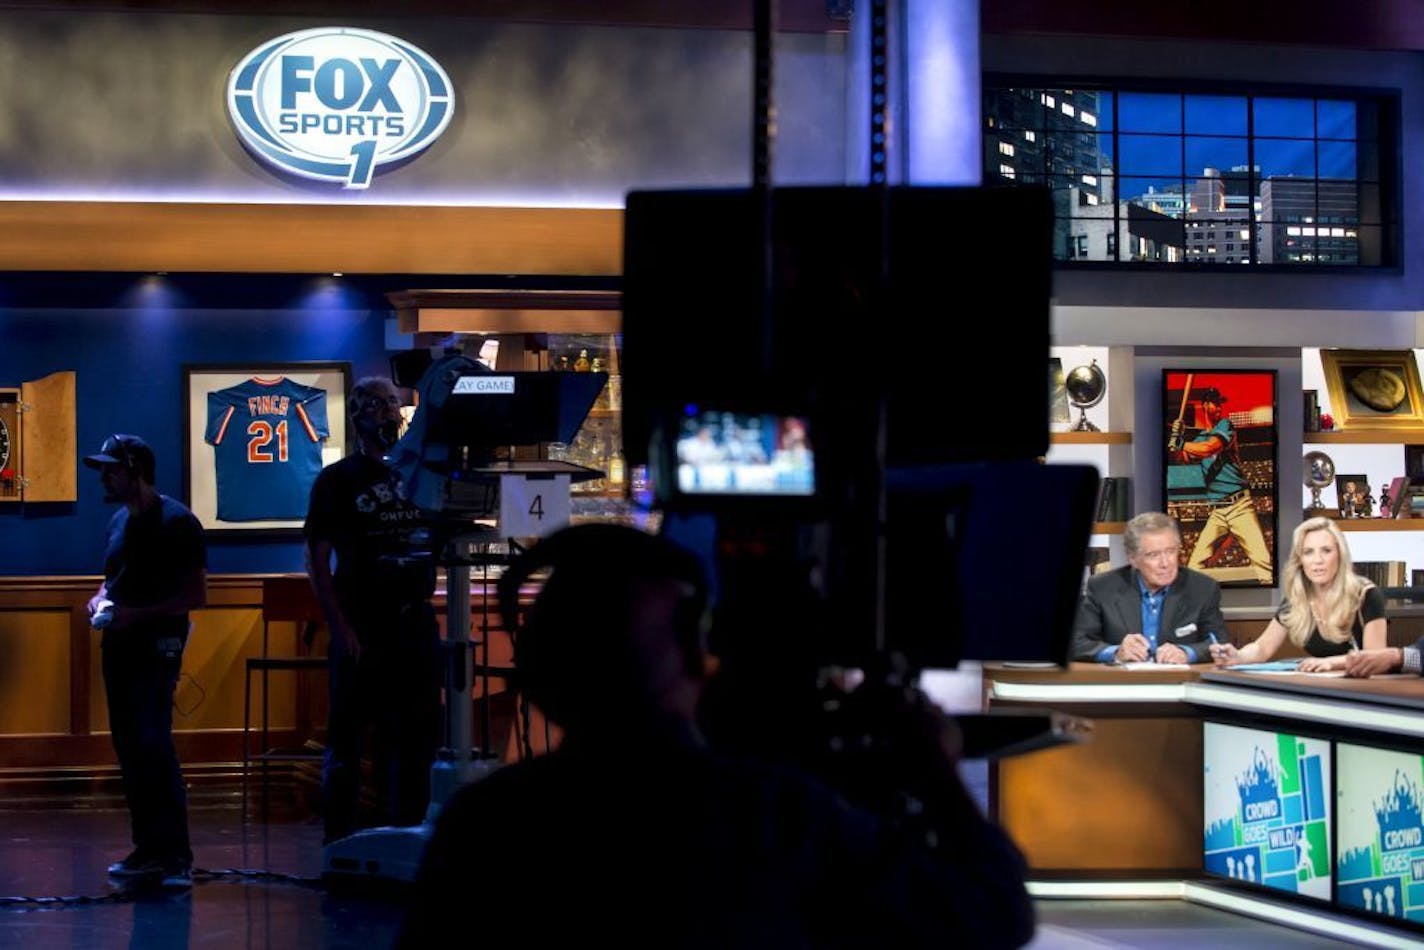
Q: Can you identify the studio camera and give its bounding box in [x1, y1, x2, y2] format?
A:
[621, 185, 1099, 782]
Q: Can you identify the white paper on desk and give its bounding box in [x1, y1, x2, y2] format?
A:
[1116, 662, 1190, 670]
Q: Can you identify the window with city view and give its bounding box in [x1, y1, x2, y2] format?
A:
[982, 80, 1397, 267]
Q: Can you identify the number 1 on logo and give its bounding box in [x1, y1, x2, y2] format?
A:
[348, 140, 377, 189]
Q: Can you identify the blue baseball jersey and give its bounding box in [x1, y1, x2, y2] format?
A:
[206, 377, 329, 522]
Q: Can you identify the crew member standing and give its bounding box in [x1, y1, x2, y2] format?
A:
[305, 377, 441, 844]
[85, 434, 207, 889]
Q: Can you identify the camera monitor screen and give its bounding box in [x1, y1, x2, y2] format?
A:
[1337, 742, 1424, 923]
[672, 409, 815, 497]
[1203, 722, 1332, 902]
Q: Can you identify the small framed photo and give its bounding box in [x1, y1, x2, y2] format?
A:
[182, 362, 351, 537]
[1405, 445, 1424, 478]
[1320, 349, 1424, 430]
[1333, 474, 1370, 518]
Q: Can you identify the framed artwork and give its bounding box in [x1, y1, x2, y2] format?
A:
[1319, 349, 1424, 430]
[183, 362, 351, 537]
[1049, 357, 1071, 426]
[1163, 370, 1277, 588]
[1405, 444, 1424, 478]
[1333, 474, 1371, 519]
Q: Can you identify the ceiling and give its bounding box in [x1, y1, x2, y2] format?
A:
[981, 0, 1424, 53]
[0, 0, 847, 33]
[4, 1, 1419, 49]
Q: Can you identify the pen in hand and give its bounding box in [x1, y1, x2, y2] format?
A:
[1207, 632, 1227, 664]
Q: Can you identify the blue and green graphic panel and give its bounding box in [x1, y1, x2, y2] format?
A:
[1203, 722, 1332, 901]
[1337, 743, 1424, 922]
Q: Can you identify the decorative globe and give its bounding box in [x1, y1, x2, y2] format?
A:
[1065, 361, 1106, 409]
[1302, 450, 1335, 511]
[1302, 451, 1335, 489]
[1065, 359, 1106, 432]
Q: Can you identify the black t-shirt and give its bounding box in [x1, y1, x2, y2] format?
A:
[102, 495, 207, 640]
[304, 453, 434, 616]
[1277, 584, 1387, 657]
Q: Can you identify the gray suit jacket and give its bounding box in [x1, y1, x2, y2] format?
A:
[1070, 564, 1226, 662]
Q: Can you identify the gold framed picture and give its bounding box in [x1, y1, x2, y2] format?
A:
[1320, 349, 1424, 431]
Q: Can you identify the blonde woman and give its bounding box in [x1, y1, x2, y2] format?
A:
[1210, 516, 1387, 672]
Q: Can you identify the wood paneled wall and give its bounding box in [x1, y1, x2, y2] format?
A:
[0, 203, 623, 276]
[0, 574, 531, 779]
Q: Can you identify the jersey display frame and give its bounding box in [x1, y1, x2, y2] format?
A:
[183, 362, 351, 536]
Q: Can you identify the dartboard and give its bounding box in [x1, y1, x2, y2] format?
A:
[0, 414, 9, 470]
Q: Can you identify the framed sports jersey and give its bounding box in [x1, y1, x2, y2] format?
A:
[1162, 369, 1278, 588]
[183, 362, 351, 536]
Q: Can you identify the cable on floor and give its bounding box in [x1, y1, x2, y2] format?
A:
[0, 866, 327, 908]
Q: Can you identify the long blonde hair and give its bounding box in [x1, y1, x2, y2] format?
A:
[1279, 516, 1373, 647]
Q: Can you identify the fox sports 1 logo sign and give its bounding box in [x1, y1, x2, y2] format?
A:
[227, 27, 454, 189]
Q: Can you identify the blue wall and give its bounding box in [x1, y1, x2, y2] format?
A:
[0, 275, 396, 576]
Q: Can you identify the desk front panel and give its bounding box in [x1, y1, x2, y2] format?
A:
[995, 715, 1203, 874]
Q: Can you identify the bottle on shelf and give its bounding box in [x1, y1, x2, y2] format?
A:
[608, 446, 625, 487]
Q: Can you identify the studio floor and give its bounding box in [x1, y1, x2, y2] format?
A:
[0, 777, 1368, 949]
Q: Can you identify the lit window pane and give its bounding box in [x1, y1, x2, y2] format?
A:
[1185, 95, 1247, 136]
[1118, 92, 1181, 133]
[1119, 176, 1188, 218]
[1048, 173, 1112, 212]
[1318, 100, 1357, 139]
[1254, 97, 1315, 137]
[1254, 138, 1316, 178]
[1319, 140, 1357, 179]
[1184, 136, 1249, 178]
[1118, 134, 1182, 175]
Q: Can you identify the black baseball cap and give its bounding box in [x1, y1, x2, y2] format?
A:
[1198, 387, 1228, 404]
[84, 434, 155, 478]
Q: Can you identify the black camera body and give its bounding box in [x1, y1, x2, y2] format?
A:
[623, 185, 1095, 675]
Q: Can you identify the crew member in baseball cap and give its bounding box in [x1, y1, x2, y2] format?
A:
[84, 433, 157, 484]
[84, 431, 207, 889]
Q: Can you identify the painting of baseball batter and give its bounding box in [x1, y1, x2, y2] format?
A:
[1164, 370, 1277, 588]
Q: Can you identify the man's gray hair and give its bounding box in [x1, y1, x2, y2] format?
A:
[1123, 511, 1180, 558]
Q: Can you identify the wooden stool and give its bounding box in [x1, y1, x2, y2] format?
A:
[242, 576, 327, 820]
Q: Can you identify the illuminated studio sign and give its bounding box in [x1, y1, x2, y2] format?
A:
[227, 27, 454, 189]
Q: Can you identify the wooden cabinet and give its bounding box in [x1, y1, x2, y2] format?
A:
[0, 370, 76, 503]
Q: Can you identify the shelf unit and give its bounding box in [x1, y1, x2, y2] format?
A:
[1304, 431, 1423, 445]
[1334, 519, 1424, 531]
[1049, 345, 1137, 578]
[1050, 431, 1133, 445]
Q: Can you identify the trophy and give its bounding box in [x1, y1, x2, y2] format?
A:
[1302, 450, 1335, 512]
[1065, 359, 1106, 432]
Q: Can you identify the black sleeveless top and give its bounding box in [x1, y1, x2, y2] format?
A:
[1276, 585, 1386, 657]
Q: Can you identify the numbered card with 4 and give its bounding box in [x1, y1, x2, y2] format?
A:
[498, 474, 572, 538]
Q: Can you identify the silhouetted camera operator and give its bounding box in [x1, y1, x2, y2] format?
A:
[398, 523, 1033, 949]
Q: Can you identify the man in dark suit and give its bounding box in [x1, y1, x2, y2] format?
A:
[1071, 511, 1226, 663]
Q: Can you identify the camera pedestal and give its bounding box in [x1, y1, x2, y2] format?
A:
[321, 472, 593, 887]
